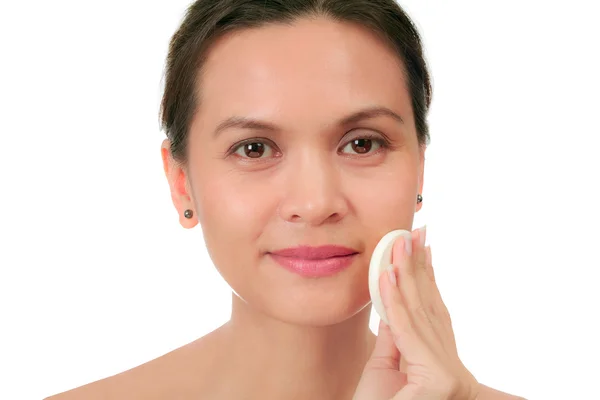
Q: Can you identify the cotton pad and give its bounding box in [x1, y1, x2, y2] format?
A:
[368, 229, 412, 325]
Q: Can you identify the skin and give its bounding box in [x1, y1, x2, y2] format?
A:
[45, 17, 524, 400]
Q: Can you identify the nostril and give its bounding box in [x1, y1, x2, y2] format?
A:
[326, 212, 343, 223]
[289, 214, 302, 222]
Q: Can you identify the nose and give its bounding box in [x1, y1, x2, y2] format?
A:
[278, 151, 349, 226]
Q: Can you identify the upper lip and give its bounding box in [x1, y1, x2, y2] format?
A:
[269, 246, 359, 259]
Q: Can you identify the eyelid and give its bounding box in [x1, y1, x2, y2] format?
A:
[227, 137, 278, 156]
[339, 131, 391, 149]
[225, 131, 392, 158]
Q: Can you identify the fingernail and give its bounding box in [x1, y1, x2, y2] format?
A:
[386, 264, 397, 287]
[419, 225, 427, 247]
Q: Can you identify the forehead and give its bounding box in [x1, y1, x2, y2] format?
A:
[195, 17, 413, 131]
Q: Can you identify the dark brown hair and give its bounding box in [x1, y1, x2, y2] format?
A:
[160, 0, 432, 167]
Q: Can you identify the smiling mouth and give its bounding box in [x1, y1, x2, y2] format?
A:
[269, 245, 359, 259]
[268, 245, 359, 277]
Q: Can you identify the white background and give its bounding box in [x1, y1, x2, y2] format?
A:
[1, 1, 599, 399]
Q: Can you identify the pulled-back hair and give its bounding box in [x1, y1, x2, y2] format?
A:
[160, 0, 432, 166]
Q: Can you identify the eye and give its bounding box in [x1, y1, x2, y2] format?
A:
[340, 136, 385, 155]
[233, 140, 275, 159]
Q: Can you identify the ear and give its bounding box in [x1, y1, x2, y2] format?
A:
[161, 139, 198, 228]
[416, 143, 426, 213]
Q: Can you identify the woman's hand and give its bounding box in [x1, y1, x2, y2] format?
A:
[353, 226, 480, 400]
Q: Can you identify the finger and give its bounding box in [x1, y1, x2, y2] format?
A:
[423, 245, 458, 353]
[394, 231, 444, 355]
[427, 246, 450, 325]
[410, 232, 456, 355]
[414, 230, 441, 323]
[381, 241, 431, 364]
[421, 245, 449, 320]
[419, 244, 447, 343]
[394, 231, 430, 328]
[424, 244, 436, 283]
[414, 228, 432, 310]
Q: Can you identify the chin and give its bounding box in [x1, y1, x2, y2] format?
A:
[227, 256, 373, 326]
[280, 303, 372, 327]
[258, 282, 372, 327]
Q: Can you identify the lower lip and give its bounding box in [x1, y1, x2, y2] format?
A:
[269, 253, 357, 277]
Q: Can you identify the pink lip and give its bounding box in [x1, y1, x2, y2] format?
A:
[269, 246, 359, 277]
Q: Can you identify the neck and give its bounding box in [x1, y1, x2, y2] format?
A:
[219, 293, 376, 400]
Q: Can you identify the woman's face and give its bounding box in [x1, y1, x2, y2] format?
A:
[164, 18, 424, 326]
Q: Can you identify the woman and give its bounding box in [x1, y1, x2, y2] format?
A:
[47, 0, 525, 399]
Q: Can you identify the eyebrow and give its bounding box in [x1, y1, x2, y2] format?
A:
[212, 106, 404, 137]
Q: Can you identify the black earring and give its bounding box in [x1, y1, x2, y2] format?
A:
[417, 194, 423, 204]
[184, 209, 194, 219]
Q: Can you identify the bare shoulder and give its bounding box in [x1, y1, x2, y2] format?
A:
[44, 326, 227, 400]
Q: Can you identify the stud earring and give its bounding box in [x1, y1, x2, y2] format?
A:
[417, 194, 423, 204]
[184, 209, 194, 219]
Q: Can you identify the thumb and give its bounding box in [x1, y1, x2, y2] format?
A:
[364, 318, 401, 371]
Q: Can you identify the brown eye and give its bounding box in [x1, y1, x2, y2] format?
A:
[233, 141, 274, 159]
[351, 138, 372, 154]
[341, 137, 382, 155]
[244, 142, 264, 158]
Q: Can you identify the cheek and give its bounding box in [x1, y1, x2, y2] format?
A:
[347, 162, 419, 228]
[194, 171, 275, 270]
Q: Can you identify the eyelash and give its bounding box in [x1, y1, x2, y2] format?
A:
[227, 133, 391, 158]
[339, 133, 391, 155]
